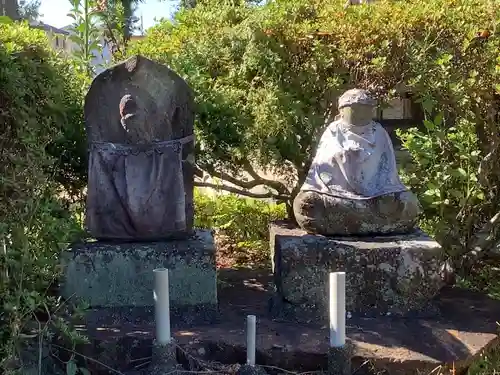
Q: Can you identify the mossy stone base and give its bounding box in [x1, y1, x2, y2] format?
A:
[270, 222, 444, 320]
[62, 230, 217, 317]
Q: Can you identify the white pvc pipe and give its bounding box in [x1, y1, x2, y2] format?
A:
[246, 315, 256, 366]
[329, 272, 346, 347]
[154, 268, 171, 345]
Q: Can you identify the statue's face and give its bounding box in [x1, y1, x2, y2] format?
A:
[340, 104, 374, 127]
[119, 94, 150, 142]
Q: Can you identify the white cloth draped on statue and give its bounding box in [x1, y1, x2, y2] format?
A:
[301, 119, 407, 200]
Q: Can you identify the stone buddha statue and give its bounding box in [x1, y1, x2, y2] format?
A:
[293, 89, 420, 236]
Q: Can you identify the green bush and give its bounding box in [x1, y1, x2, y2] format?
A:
[46, 61, 89, 197]
[391, 0, 499, 262]
[194, 188, 286, 268]
[129, 0, 499, 215]
[398, 117, 484, 256]
[0, 21, 86, 373]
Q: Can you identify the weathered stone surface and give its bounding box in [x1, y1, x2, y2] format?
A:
[294, 190, 420, 236]
[270, 222, 444, 318]
[85, 55, 195, 241]
[62, 230, 217, 312]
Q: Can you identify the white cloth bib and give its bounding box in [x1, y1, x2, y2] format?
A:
[301, 119, 407, 199]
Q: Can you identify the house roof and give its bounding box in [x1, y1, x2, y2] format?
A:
[30, 21, 70, 35]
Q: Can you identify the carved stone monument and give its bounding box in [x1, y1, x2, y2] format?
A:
[270, 89, 444, 321]
[84, 55, 195, 241]
[62, 56, 217, 322]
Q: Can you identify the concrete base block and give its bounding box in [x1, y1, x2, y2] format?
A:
[62, 230, 217, 321]
[328, 345, 352, 375]
[270, 222, 445, 320]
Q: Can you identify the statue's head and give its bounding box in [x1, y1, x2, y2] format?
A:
[338, 89, 376, 127]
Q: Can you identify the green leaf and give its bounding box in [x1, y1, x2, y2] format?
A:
[450, 189, 463, 199]
[66, 361, 77, 375]
[76, 23, 87, 33]
[218, 218, 235, 230]
[0, 16, 13, 24]
[423, 120, 435, 130]
[423, 189, 437, 197]
[421, 98, 434, 114]
[434, 113, 444, 127]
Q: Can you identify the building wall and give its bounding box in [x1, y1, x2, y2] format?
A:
[45, 30, 72, 53]
[36, 23, 112, 76]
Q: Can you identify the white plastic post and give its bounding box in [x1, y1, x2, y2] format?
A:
[329, 272, 346, 348]
[154, 268, 172, 345]
[246, 315, 256, 366]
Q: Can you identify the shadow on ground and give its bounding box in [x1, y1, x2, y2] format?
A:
[74, 268, 500, 375]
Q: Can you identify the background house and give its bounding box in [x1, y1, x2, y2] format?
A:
[30, 20, 112, 75]
[30, 21, 72, 52]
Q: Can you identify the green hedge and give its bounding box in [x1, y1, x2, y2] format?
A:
[0, 21, 86, 372]
[194, 189, 286, 268]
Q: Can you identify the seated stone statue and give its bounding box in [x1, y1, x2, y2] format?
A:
[293, 89, 420, 236]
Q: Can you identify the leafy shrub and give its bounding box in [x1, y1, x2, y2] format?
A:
[194, 188, 286, 268]
[390, 1, 499, 264]
[398, 117, 484, 256]
[46, 61, 89, 197]
[0, 21, 86, 373]
[129, 0, 499, 216]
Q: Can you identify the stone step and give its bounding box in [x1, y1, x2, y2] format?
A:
[68, 269, 500, 375]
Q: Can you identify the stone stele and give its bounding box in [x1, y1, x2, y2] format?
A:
[84, 55, 195, 241]
[294, 88, 420, 236]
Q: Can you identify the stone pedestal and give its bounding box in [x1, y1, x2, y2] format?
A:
[270, 222, 444, 321]
[62, 230, 217, 322]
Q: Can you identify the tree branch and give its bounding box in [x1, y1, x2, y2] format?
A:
[453, 210, 500, 276]
[240, 159, 290, 196]
[190, 162, 204, 178]
[194, 181, 289, 201]
[199, 163, 291, 199]
[468, 210, 500, 256]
